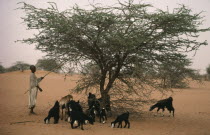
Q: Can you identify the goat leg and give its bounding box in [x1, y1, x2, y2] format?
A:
[60, 108, 63, 120]
[127, 121, 130, 128]
[80, 122, 84, 130]
[117, 122, 120, 128]
[70, 120, 75, 129]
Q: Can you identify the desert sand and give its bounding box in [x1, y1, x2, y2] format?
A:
[0, 70, 210, 135]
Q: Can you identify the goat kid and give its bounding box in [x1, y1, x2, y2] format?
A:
[111, 112, 130, 128]
[44, 101, 60, 124]
[99, 108, 107, 124]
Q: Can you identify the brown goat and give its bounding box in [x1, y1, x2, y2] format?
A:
[59, 94, 73, 121]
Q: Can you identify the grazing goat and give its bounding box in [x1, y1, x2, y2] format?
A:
[88, 92, 111, 115]
[59, 94, 73, 121]
[44, 101, 60, 124]
[111, 112, 130, 128]
[88, 92, 111, 111]
[99, 108, 107, 124]
[67, 100, 83, 122]
[149, 97, 175, 117]
[68, 100, 94, 130]
[87, 105, 107, 123]
[70, 110, 94, 130]
[67, 100, 83, 112]
[86, 105, 97, 122]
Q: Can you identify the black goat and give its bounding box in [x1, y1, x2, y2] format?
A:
[68, 100, 94, 130]
[111, 112, 130, 128]
[99, 108, 107, 124]
[87, 100, 107, 123]
[67, 100, 83, 112]
[70, 110, 94, 130]
[44, 101, 60, 124]
[88, 92, 111, 112]
[67, 100, 83, 122]
[87, 105, 97, 122]
[149, 97, 175, 117]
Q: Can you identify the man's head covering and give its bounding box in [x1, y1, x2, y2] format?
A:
[30, 65, 36, 71]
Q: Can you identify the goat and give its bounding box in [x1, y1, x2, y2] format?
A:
[68, 100, 93, 130]
[88, 92, 111, 111]
[88, 92, 96, 109]
[59, 94, 73, 121]
[86, 105, 97, 122]
[99, 108, 107, 124]
[87, 106, 107, 123]
[44, 101, 60, 124]
[111, 112, 130, 128]
[70, 110, 94, 130]
[88, 92, 111, 115]
[67, 100, 83, 122]
[67, 100, 83, 112]
[149, 97, 175, 117]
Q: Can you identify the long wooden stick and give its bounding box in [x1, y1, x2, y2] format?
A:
[43, 62, 66, 78]
[10, 121, 34, 125]
[24, 61, 67, 94]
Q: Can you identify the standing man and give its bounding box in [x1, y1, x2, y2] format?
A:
[29, 65, 44, 114]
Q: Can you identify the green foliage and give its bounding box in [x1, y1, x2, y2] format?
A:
[6, 61, 30, 72]
[0, 64, 6, 73]
[19, 0, 210, 108]
[36, 58, 60, 72]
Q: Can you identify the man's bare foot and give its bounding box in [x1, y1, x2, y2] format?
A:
[29, 108, 36, 115]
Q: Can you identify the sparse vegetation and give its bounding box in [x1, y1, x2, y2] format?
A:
[206, 64, 210, 80]
[6, 61, 30, 72]
[0, 64, 6, 73]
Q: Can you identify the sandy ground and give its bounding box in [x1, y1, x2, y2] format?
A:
[0, 70, 210, 135]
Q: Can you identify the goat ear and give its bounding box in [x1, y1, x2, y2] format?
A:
[77, 100, 80, 103]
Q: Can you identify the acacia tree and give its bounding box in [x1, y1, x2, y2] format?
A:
[157, 54, 196, 88]
[19, 1, 210, 109]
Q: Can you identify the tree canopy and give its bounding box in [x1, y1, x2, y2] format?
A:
[19, 0, 210, 109]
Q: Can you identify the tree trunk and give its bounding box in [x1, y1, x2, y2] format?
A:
[100, 90, 111, 111]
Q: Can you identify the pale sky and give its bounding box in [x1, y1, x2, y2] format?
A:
[0, 0, 210, 74]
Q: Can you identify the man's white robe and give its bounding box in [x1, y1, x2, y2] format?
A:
[29, 73, 42, 109]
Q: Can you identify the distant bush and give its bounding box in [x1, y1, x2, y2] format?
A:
[0, 65, 6, 73]
[6, 61, 30, 72]
[206, 65, 210, 80]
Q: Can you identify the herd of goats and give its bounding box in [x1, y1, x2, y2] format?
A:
[44, 92, 175, 130]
